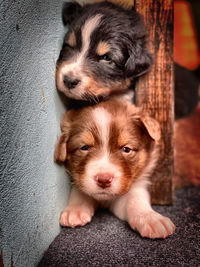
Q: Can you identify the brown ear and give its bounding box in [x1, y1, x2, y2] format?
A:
[140, 116, 161, 142]
[54, 110, 73, 163]
[54, 133, 68, 164]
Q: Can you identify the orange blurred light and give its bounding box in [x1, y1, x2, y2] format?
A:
[174, 1, 200, 70]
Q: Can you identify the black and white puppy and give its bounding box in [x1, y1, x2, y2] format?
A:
[56, 1, 152, 101]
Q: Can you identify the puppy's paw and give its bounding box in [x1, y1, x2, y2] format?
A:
[60, 205, 94, 228]
[129, 211, 175, 239]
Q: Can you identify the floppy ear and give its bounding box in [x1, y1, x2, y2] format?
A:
[140, 116, 161, 142]
[54, 110, 74, 163]
[128, 102, 160, 141]
[62, 2, 82, 26]
[125, 44, 152, 78]
[54, 133, 68, 164]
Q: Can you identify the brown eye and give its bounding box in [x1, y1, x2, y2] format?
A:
[122, 146, 131, 153]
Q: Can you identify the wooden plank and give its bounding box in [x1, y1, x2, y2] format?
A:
[135, 0, 174, 204]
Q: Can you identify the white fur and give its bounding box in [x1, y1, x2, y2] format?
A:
[60, 186, 96, 228]
[81, 15, 102, 56]
[92, 107, 111, 150]
[111, 179, 151, 218]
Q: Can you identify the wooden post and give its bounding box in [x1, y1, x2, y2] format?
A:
[135, 0, 174, 204]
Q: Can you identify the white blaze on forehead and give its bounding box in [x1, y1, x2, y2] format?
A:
[81, 14, 102, 56]
[92, 106, 111, 149]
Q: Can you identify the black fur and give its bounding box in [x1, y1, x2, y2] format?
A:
[61, 1, 152, 78]
[62, 2, 82, 26]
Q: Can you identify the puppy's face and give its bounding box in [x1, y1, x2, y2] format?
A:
[55, 100, 160, 200]
[56, 1, 152, 100]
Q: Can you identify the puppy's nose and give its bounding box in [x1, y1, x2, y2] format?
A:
[95, 173, 113, 189]
[63, 75, 80, 89]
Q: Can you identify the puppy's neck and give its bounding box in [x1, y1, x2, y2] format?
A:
[59, 88, 136, 110]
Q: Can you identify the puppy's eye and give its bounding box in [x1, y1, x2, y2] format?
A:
[99, 54, 112, 62]
[63, 42, 73, 49]
[122, 146, 132, 153]
[80, 145, 90, 151]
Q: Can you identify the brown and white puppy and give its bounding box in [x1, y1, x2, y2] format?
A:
[56, 1, 152, 101]
[54, 99, 175, 239]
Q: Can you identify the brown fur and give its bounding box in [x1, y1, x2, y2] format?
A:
[96, 41, 110, 56]
[68, 31, 76, 47]
[84, 76, 132, 98]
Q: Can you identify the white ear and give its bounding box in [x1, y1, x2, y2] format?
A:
[141, 116, 161, 142]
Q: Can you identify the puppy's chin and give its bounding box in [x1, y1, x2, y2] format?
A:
[89, 192, 118, 201]
[55, 81, 86, 100]
[76, 181, 129, 201]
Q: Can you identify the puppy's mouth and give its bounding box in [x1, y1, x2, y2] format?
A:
[56, 79, 108, 102]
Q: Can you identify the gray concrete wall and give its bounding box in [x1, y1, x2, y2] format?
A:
[0, 1, 69, 266]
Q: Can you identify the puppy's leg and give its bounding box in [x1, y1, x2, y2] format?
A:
[60, 186, 97, 228]
[111, 181, 175, 239]
[127, 181, 176, 238]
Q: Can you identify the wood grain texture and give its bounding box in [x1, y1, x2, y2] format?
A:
[135, 0, 174, 204]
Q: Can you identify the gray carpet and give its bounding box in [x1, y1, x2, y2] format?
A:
[38, 187, 200, 267]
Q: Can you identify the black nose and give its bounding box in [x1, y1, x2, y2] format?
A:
[63, 75, 80, 90]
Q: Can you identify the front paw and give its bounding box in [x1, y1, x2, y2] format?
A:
[129, 211, 176, 239]
[60, 205, 94, 228]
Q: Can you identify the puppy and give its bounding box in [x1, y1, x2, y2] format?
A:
[56, 1, 152, 101]
[54, 99, 175, 239]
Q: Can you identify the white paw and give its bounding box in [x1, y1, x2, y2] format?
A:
[60, 205, 94, 228]
[129, 211, 176, 239]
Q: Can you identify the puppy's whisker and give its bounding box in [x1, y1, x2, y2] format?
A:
[94, 94, 100, 104]
[83, 92, 92, 102]
[91, 94, 98, 104]
[87, 90, 100, 104]
[82, 91, 98, 104]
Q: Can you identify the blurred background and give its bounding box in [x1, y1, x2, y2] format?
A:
[174, 0, 200, 188]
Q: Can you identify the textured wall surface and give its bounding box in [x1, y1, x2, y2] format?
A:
[0, 0, 69, 266]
